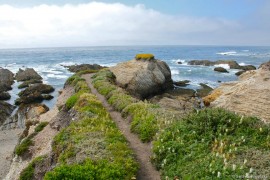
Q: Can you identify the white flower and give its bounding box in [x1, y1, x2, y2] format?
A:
[244, 159, 247, 164]
[260, 128, 263, 132]
[245, 173, 249, 178]
[217, 171, 221, 178]
[225, 129, 228, 132]
[228, 119, 231, 123]
[232, 164, 236, 171]
[239, 116, 243, 124]
[249, 168, 253, 173]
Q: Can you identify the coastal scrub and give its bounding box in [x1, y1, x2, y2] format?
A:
[152, 108, 270, 179]
[44, 71, 138, 179]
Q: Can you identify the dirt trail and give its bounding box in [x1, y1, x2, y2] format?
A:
[82, 74, 160, 180]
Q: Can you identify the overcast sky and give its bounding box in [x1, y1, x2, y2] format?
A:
[0, 0, 269, 48]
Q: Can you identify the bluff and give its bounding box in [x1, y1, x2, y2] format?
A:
[203, 61, 270, 122]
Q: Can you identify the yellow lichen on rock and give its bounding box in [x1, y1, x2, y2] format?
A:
[203, 89, 222, 106]
[135, 54, 155, 60]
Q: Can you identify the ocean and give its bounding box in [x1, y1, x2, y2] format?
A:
[0, 45, 269, 108]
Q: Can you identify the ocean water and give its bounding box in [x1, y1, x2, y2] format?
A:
[0, 45, 269, 108]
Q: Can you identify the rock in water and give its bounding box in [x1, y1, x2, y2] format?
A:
[0, 101, 14, 126]
[64, 64, 104, 73]
[0, 68, 14, 92]
[15, 68, 42, 81]
[204, 61, 270, 122]
[16, 84, 54, 105]
[110, 58, 173, 99]
[214, 67, 229, 73]
[0, 92, 11, 100]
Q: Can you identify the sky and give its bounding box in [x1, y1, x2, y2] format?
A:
[0, 0, 269, 48]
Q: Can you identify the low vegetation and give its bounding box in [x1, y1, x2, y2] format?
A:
[92, 69, 181, 142]
[15, 122, 49, 156]
[43, 71, 138, 179]
[152, 108, 270, 179]
[135, 54, 155, 60]
[20, 155, 47, 180]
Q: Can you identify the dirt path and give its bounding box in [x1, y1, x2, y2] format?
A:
[83, 74, 160, 180]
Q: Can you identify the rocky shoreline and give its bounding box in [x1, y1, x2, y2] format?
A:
[0, 55, 269, 179]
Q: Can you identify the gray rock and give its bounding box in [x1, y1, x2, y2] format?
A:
[110, 59, 173, 99]
[174, 80, 190, 87]
[0, 92, 11, 100]
[235, 70, 246, 76]
[215, 60, 241, 69]
[15, 68, 42, 81]
[240, 65, 256, 71]
[197, 83, 213, 97]
[188, 60, 215, 66]
[0, 68, 14, 92]
[0, 101, 14, 126]
[214, 67, 229, 73]
[259, 61, 270, 71]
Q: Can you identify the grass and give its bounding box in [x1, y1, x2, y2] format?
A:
[135, 54, 155, 60]
[44, 71, 138, 179]
[15, 122, 49, 156]
[152, 108, 270, 179]
[92, 69, 182, 142]
[20, 155, 46, 180]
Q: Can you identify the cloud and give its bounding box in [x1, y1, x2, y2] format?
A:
[0, 2, 265, 48]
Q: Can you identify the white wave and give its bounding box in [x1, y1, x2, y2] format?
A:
[214, 64, 230, 69]
[5, 63, 17, 67]
[239, 62, 246, 66]
[216, 51, 237, 56]
[100, 63, 117, 67]
[42, 69, 64, 74]
[172, 59, 188, 65]
[58, 61, 77, 66]
[47, 74, 69, 79]
[242, 50, 249, 52]
[171, 69, 180, 75]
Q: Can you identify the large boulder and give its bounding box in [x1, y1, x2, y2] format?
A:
[64, 64, 104, 73]
[0, 101, 14, 126]
[0, 68, 14, 92]
[203, 61, 270, 122]
[240, 65, 256, 71]
[110, 58, 173, 99]
[15, 68, 42, 81]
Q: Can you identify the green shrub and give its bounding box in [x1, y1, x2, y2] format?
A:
[152, 108, 270, 179]
[15, 137, 33, 156]
[123, 102, 159, 142]
[65, 94, 79, 109]
[77, 69, 99, 76]
[135, 54, 155, 60]
[34, 122, 49, 133]
[20, 156, 46, 180]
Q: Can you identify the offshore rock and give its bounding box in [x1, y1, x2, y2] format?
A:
[15, 68, 42, 82]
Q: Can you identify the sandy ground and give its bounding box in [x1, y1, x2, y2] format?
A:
[0, 129, 22, 179]
[83, 74, 161, 180]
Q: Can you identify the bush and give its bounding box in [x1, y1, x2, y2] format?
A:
[152, 108, 270, 179]
[34, 122, 49, 133]
[20, 156, 46, 180]
[135, 54, 155, 60]
[65, 94, 79, 110]
[15, 137, 33, 156]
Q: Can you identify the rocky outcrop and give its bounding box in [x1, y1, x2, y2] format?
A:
[18, 79, 43, 89]
[196, 83, 213, 97]
[214, 67, 229, 73]
[235, 70, 246, 76]
[15, 84, 55, 105]
[15, 68, 42, 82]
[173, 80, 190, 87]
[203, 61, 270, 122]
[0, 68, 14, 100]
[0, 101, 14, 126]
[188, 60, 256, 70]
[64, 64, 104, 73]
[0, 92, 11, 100]
[110, 58, 174, 99]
